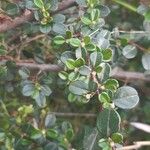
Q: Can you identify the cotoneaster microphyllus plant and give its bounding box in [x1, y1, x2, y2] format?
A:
[1, 0, 149, 150]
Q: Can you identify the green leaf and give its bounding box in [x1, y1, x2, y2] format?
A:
[0, 45, 7, 55]
[142, 53, 150, 70]
[102, 49, 112, 61]
[66, 30, 72, 39]
[81, 16, 92, 25]
[98, 138, 111, 150]
[111, 133, 123, 143]
[47, 129, 58, 139]
[68, 93, 77, 103]
[97, 108, 121, 137]
[53, 14, 66, 23]
[69, 38, 81, 47]
[122, 45, 137, 59]
[40, 24, 51, 33]
[83, 128, 99, 150]
[97, 37, 110, 49]
[22, 84, 34, 96]
[65, 129, 74, 141]
[30, 129, 43, 140]
[68, 72, 80, 81]
[61, 51, 75, 64]
[35, 92, 46, 107]
[76, 47, 87, 60]
[98, 92, 110, 103]
[90, 9, 100, 21]
[0, 132, 5, 142]
[45, 114, 56, 128]
[79, 65, 91, 76]
[76, 0, 87, 7]
[44, 142, 58, 150]
[50, 0, 58, 11]
[85, 43, 96, 51]
[53, 36, 65, 45]
[104, 79, 119, 91]
[98, 63, 111, 82]
[113, 86, 139, 109]
[97, 5, 110, 17]
[25, 0, 37, 9]
[58, 71, 68, 80]
[90, 52, 102, 67]
[19, 68, 30, 79]
[6, 3, 20, 16]
[145, 10, 150, 21]
[75, 58, 85, 67]
[83, 36, 91, 45]
[88, 80, 97, 92]
[52, 23, 67, 35]
[34, 0, 44, 8]
[41, 85, 52, 96]
[65, 59, 76, 70]
[69, 80, 89, 95]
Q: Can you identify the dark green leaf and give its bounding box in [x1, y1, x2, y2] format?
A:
[75, 58, 85, 67]
[45, 114, 56, 128]
[98, 92, 110, 103]
[52, 23, 67, 35]
[40, 24, 51, 33]
[90, 52, 102, 67]
[122, 45, 137, 59]
[53, 36, 65, 45]
[65, 59, 76, 70]
[69, 80, 89, 95]
[83, 128, 99, 150]
[111, 133, 123, 143]
[44, 142, 58, 150]
[61, 51, 75, 64]
[22, 84, 34, 96]
[69, 38, 81, 47]
[0, 45, 7, 55]
[142, 53, 150, 70]
[34, 0, 44, 8]
[97, 109, 121, 137]
[113, 86, 139, 109]
[102, 49, 112, 61]
[79, 65, 91, 76]
[58, 71, 68, 80]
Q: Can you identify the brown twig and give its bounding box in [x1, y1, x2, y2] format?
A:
[0, 0, 76, 33]
[111, 67, 150, 82]
[52, 112, 96, 117]
[116, 141, 150, 150]
[0, 57, 149, 82]
[7, 61, 150, 82]
[128, 41, 147, 52]
[15, 62, 63, 72]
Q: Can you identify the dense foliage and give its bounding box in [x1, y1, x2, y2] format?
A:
[0, 0, 150, 150]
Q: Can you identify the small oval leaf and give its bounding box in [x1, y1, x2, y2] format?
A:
[113, 86, 139, 109]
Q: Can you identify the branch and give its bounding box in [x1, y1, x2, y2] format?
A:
[0, 57, 149, 82]
[111, 67, 150, 82]
[128, 41, 147, 52]
[13, 62, 150, 82]
[16, 62, 63, 72]
[52, 112, 96, 117]
[0, 0, 76, 33]
[0, 10, 33, 33]
[116, 141, 150, 150]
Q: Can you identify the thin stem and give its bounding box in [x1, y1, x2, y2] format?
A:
[52, 112, 96, 117]
[116, 141, 150, 150]
[0, 99, 10, 116]
[112, 0, 137, 12]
